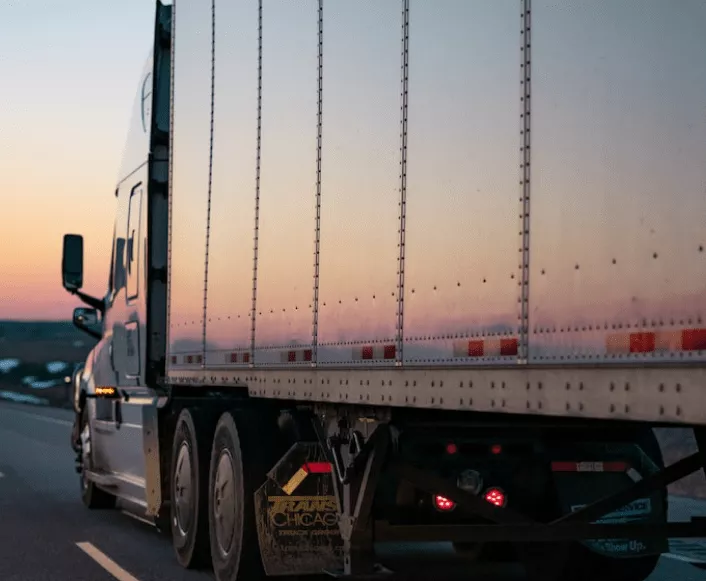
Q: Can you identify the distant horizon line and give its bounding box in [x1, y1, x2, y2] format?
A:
[0, 319, 73, 324]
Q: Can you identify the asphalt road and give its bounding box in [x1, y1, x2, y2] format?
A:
[1, 401, 706, 581]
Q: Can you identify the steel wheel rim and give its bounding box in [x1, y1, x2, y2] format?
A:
[213, 449, 236, 557]
[174, 442, 193, 536]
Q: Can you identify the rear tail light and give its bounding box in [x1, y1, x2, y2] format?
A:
[434, 495, 456, 512]
[484, 487, 507, 507]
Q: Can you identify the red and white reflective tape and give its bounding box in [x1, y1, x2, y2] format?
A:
[227, 351, 251, 364]
[551, 461, 628, 473]
[452, 337, 519, 358]
[551, 461, 642, 482]
[281, 462, 332, 495]
[181, 354, 203, 365]
[280, 348, 313, 363]
[606, 328, 706, 355]
[352, 344, 397, 361]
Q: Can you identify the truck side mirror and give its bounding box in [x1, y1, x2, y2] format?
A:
[62, 234, 84, 291]
[73, 307, 102, 340]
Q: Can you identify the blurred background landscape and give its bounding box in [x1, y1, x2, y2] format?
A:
[0, 320, 95, 408]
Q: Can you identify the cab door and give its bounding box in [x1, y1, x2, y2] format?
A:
[124, 181, 144, 379]
[107, 172, 153, 503]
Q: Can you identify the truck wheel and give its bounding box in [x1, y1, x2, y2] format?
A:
[170, 408, 213, 569]
[79, 407, 116, 510]
[208, 409, 275, 581]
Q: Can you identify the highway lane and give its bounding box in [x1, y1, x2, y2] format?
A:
[1, 400, 705, 581]
[0, 402, 211, 581]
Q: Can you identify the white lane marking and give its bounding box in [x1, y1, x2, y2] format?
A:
[76, 542, 141, 581]
[3, 409, 72, 426]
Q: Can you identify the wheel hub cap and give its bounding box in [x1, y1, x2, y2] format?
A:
[174, 443, 193, 535]
[213, 450, 235, 556]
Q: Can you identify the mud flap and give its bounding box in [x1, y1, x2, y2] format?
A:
[553, 471, 668, 558]
[255, 442, 344, 576]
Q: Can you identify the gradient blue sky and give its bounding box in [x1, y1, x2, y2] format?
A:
[0, 0, 155, 319]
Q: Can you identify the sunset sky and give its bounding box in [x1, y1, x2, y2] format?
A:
[0, 0, 155, 319]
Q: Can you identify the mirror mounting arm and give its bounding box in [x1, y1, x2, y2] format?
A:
[70, 289, 105, 314]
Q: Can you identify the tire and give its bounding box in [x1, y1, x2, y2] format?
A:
[79, 407, 116, 510]
[524, 427, 666, 581]
[208, 408, 278, 581]
[170, 408, 213, 569]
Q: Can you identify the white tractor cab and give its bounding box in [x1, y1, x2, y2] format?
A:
[61, 1, 171, 510]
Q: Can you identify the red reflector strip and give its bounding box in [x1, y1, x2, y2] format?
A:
[353, 344, 397, 361]
[171, 356, 177, 364]
[500, 338, 519, 356]
[304, 462, 331, 474]
[551, 461, 629, 473]
[630, 332, 655, 353]
[280, 348, 314, 363]
[468, 340, 484, 357]
[453, 337, 519, 358]
[228, 352, 251, 364]
[682, 329, 706, 351]
[607, 328, 706, 354]
[186, 355, 194, 364]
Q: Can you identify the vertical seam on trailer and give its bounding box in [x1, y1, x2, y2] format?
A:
[202, 0, 216, 369]
[312, 0, 323, 365]
[396, 0, 410, 366]
[251, 0, 263, 365]
[519, 0, 532, 363]
[165, 0, 176, 377]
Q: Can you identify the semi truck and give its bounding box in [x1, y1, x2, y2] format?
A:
[60, 1, 706, 579]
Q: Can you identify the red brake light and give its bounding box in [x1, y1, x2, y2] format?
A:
[434, 495, 456, 512]
[484, 487, 507, 507]
[446, 442, 458, 455]
[490, 444, 502, 455]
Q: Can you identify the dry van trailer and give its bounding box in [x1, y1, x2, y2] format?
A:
[163, 0, 706, 426]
